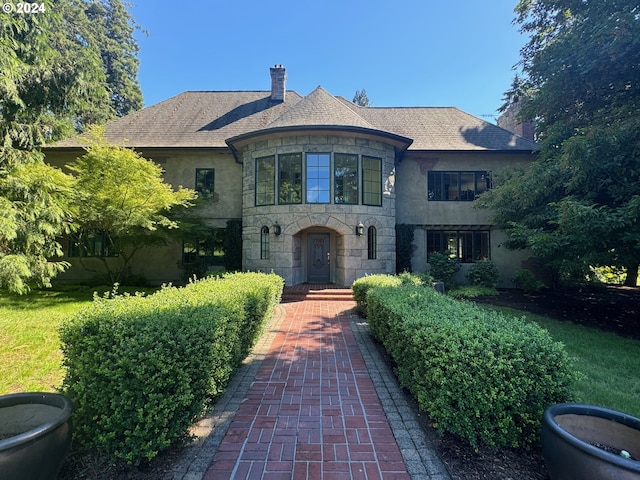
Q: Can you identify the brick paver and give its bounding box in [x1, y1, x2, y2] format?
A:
[204, 300, 411, 480]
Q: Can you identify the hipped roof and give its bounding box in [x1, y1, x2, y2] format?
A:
[52, 86, 537, 152]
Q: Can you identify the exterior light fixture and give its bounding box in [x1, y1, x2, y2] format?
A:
[273, 223, 281, 236]
[356, 222, 364, 236]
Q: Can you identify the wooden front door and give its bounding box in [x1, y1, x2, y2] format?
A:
[307, 233, 330, 283]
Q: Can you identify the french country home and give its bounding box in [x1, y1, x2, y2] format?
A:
[44, 66, 537, 287]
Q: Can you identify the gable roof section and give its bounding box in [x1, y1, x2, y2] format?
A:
[51, 87, 536, 152]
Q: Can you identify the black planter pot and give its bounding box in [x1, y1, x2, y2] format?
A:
[0, 392, 73, 480]
[542, 403, 640, 480]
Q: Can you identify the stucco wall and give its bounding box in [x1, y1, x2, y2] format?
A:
[397, 151, 535, 287]
[44, 148, 242, 284]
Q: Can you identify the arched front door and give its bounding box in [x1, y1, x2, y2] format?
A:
[307, 233, 330, 283]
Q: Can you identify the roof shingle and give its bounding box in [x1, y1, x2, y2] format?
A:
[52, 87, 536, 152]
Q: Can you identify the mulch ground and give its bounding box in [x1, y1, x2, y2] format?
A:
[59, 284, 640, 480]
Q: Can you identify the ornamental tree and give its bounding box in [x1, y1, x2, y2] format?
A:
[68, 130, 197, 284]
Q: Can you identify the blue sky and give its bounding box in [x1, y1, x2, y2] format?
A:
[131, 0, 526, 121]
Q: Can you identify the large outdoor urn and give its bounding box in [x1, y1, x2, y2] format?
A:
[542, 403, 640, 480]
[0, 392, 73, 480]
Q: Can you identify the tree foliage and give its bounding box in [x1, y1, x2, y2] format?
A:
[352, 89, 370, 106]
[481, 0, 640, 285]
[1, 0, 143, 292]
[67, 129, 197, 284]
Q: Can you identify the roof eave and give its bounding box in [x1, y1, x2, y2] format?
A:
[226, 125, 414, 162]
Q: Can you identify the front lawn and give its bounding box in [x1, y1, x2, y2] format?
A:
[483, 305, 640, 418]
[3, 287, 640, 422]
[0, 286, 156, 394]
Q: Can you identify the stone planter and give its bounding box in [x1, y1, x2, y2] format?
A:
[542, 403, 640, 480]
[0, 392, 73, 480]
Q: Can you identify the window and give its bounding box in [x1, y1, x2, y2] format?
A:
[278, 153, 302, 204]
[306, 153, 330, 203]
[68, 229, 116, 257]
[367, 226, 377, 260]
[254, 152, 383, 207]
[182, 228, 225, 267]
[334, 153, 358, 204]
[426, 230, 490, 262]
[362, 156, 382, 206]
[255, 156, 275, 206]
[195, 168, 215, 198]
[260, 226, 270, 259]
[428, 171, 491, 201]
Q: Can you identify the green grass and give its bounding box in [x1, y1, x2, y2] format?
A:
[483, 305, 640, 418]
[3, 287, 640, 421]
[0, 286, 157, 395]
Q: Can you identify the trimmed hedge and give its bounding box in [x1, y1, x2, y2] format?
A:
[352, 272, 433, 315]
[365, 282, 575, 449]
[59, 272, 283, 465]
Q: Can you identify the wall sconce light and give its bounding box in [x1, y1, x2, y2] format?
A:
[356, 222, 364, 236]
[273, 222, 281, 236]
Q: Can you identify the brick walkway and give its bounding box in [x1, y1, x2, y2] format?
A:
[170, 295, 450, 480]
[204, 300, 408, 479]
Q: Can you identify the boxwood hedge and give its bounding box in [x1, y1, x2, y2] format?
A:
[59, 272, 283, 465]
[365, 282, 575, 449]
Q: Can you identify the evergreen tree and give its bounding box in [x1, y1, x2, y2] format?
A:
[480, 0, 640, 286]
[0, 0, 144, 292]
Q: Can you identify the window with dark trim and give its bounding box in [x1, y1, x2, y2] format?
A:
[255, 156, 275, 206]
[260, 226, 270, 259]
[182, 228, 225, 267]
[278, 153, 302, 204]
[362, 156, 382, 206]
[367, 226, 377, 260]
[195, 168, 215, 198]
[334, 153, 358, 204]
[426, 230, 490, 262]
[306, 153, 330, 203]
[427, 171, 491, 201]
[68, 229, 116, 257]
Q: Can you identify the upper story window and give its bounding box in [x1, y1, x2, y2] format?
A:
[427, 171, 491, 201]
[256, 152, 383, 208]
[427, 230, 490, 263]
[195, 168, 215, 198]
[362, 156, 382, 206]
[278, 153, 302, 204]
[306, 153, 330, 203]
[256, 156, 275, 206]
[334, 153, 358, 204]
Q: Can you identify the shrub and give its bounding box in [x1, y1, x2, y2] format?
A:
[428, 252, 460, 287]
[466, 260, 500, 288]
[365, 284, 575, 449]
[448, 285, 499, 299]
[352, 274, 402, 315]
[59, 272, 283, 465]
[513, 269, 545, 292]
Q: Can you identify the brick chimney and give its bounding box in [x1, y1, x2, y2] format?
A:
[270, 65, 286, 103]
[497, 99, 535, 142]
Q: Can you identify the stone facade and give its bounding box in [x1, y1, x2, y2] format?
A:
[238, 131, 397, 286]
